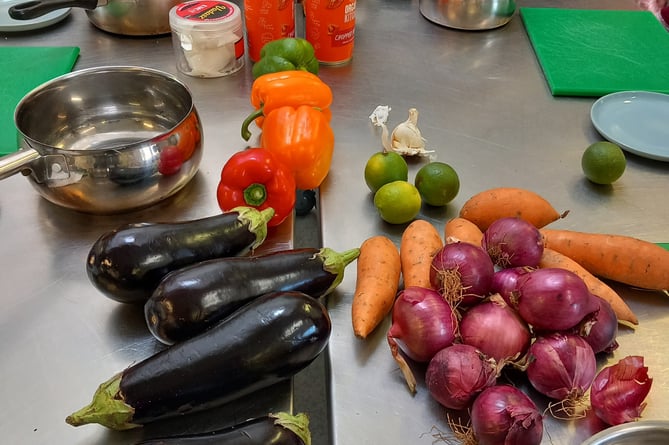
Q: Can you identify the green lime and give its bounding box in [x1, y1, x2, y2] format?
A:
[414, 161, 460, 206]
[581, 141, 627, 185]
[364, 151, 409, 193]
[374, 180, 422, 224]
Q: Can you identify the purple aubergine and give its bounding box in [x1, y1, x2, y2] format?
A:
[87, 207, 274, 304]
[66, 291, 331, 431]
[145, 247, 359, 345]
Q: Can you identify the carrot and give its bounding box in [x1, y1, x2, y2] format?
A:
[444, 217, 483, 246]
[459, 187, 567, 231]
[539, 248, 638, 326]
[352, 235, 401, 339]
[541, 228, 669, 291]
[400, 220, 443, 289]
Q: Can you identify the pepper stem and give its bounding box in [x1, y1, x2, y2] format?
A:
[243, 183, 269, 207]
[318, 247, 361, 296]
[241, 108, 265, 141]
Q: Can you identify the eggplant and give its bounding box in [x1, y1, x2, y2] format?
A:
[66, 291, 331, 430]
[86, 206, 274, 304]
[135, 412, 311, 445]
[145, 246, 359, 345]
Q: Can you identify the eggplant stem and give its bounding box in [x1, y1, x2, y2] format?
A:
[65, 373, 139, 431]
[232, 206, 275, 251]
[318, 247, 361, 296]
[272, 412, 312, 445]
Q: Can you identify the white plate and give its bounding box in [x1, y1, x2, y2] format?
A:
[590, 91, 669, 162]
[0, 0, 70, 32]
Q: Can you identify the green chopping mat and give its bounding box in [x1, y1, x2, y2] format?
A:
[520, 8, 669, 97]
[0, 46, 79, 156]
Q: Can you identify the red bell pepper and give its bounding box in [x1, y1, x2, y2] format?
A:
[217, 148, 296, 227]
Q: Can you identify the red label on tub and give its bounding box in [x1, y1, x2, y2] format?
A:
[176, 0, 237, 21]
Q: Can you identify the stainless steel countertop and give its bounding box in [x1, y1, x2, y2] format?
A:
[2, 0, 668, 444]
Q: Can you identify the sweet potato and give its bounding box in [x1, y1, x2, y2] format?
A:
[400, 220, 443, 289]
[444, 217, 483, 246]
[352, 236, 401, 339]
[541, 229, 669, 291]
[539, 248, 638, 326]
[459, 187, 566, 231]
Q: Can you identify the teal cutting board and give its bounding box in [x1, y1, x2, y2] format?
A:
[0, 46, 79, 156]
[520, 8, 669, 97]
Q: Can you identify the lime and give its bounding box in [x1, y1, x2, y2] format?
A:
[364, 151, 409, 193]
[414, 161, 460, 206]
[374, 180, 422, 224]
[581, 141, 627, 185]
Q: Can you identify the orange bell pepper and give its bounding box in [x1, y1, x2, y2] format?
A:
[261, 105, 335, 190]
[242, 70, 333, 140]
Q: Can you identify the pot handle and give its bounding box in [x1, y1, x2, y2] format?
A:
[9, 0, 100, 20]
[0, 149, 40, 181]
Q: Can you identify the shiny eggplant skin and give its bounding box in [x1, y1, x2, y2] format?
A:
[86, 207, 272, 304]
[135, 412, 310, 445]
[65, 291, 331, 430]
[145, 247, 358, 345]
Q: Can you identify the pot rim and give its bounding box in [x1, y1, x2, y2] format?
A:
[14, 65, 196, 155]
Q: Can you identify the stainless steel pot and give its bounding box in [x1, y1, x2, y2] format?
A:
[0, 66, 203, 215]
[419, 0, 516, 31]
[9, 0, 180, 35]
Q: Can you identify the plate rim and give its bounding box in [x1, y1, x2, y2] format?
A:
[591, 90, 669, 162]
[0, 0, 71, 32]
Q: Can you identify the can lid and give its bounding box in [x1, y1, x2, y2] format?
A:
[170, 1, 241, 32]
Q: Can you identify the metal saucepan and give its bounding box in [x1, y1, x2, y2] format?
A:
[0, 66, 203, 215]
[419, 0, 516, 31]
[9, 0, 180, 35]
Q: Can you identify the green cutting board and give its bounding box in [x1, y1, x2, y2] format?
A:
[520, 8, 669, 97]
[0, 46, 79, 156]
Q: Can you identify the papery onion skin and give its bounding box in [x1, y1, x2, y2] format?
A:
[388, 286, 458, 363]
[490, 267, 530, 307]
[578, 295, 619, 354]
[526, 333, 597, 402]
[430, 242, 495, 307]
[459, 295, 532, 364]
[471, 384, 544, 445]
[590, 356, 653, 426]
[425, 344, 498, 410]
[516, 268, 598, 332]
[482, 217, 544, 268]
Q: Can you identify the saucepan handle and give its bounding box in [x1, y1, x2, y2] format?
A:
[0, 149, 40, 181]
[9, 0, 100, 20]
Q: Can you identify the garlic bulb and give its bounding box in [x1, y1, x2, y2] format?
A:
[369, 105, 434, 156]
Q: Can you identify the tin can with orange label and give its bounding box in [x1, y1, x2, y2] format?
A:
[304, 0, 356, 64]
[244, 0, 296, 62]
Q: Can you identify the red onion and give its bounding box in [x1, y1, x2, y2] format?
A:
[459, 294, 532, 365]
[590, 356, 653, 426]
[516, 268, 598, 331]
[577, 295, 619, 354]
[425, 344, 498, 410]
[482, 217, 544, 268]
[387, 286, 458, 392]
[430, 242, 495, 307]
[490, 267, 530, 307]
[526, 333, 596, 416]
[471, 384, 544, 445]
